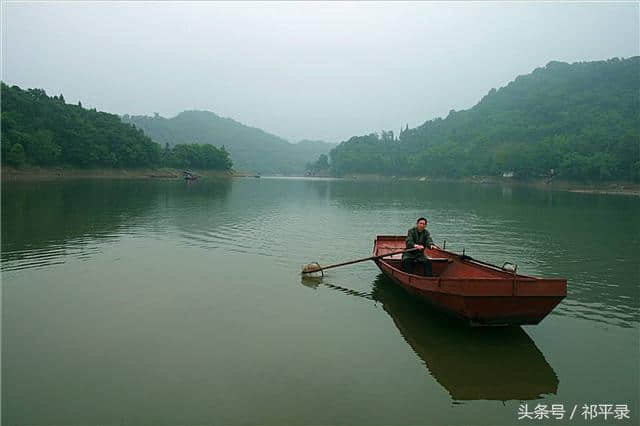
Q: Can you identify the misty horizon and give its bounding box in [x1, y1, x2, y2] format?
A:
[3, 1, 638, 143]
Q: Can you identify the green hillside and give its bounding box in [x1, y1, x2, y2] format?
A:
[330, 57, 639, 182]
[124, 111, 335, 175]
[1, 82, 161, 168]
[1, 83, 232, 171]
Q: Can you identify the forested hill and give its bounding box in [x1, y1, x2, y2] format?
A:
[123, 111, 335, 175]
[1, 82, 161, 167]
[330, 57, 639, 181]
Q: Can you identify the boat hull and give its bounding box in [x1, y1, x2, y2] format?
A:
[374, 236, 566, 326]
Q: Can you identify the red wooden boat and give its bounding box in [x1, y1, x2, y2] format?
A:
[373, 235, 567, 326]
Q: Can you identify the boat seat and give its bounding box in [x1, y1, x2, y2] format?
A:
[399, 257, 452, 277]
[427, 257, 452, 263]
[384, 253, 404, 260]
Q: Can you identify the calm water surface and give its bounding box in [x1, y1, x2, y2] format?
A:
[2, 178, 638, 425]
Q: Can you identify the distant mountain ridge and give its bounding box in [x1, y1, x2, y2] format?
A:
[123, 110, 335, 174]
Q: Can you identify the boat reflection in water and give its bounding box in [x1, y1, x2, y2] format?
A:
[301, 274, 559, 401]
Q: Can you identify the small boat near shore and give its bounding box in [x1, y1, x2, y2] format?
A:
[373, 235, 567, 326]
[182, 170, 199, 181]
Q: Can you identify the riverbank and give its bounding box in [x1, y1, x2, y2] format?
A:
[465, 176, 639, 196]
[3, 167, 638, 196]
[1, 166, 235, 181]
[343, 173, 640, 196]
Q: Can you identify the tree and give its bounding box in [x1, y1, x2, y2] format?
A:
[316, 154, 329, 169]
[6, 143, 26, 166]
[27, 130, 61, 165]
[305, 153, 330, 175]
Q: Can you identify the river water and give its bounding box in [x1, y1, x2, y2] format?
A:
[2, 178, 638, 425]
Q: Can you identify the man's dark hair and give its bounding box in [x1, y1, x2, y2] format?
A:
[417, 217, 427, 224]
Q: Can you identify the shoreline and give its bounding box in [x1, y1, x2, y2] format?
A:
[441, 176, 639, 196]
[3, 166, 638, 196]
[1, 166, 235, 181]
[341, 173, 640, 196]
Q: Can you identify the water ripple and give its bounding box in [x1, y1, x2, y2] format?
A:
[3, 179, 638, 330]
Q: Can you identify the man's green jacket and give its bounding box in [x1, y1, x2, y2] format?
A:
[402, 227, 433, 260]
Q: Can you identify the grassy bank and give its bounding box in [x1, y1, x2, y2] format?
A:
[1, 166, 235, 181]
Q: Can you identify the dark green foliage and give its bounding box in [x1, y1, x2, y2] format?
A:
[305, 153, 330, 175]
[5, 143, 26, 166]
[1, 82, 161, 168]
[330, 57, 640, 182]
[123, 111, 335, 175]
[1, 83, 233, 171]
[330, 134, 408, 176]
[165, 143, 233, 170]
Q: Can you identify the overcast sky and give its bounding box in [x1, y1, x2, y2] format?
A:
[2, 1, 638, 142]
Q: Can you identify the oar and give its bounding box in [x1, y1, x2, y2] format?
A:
[301, 247, 419, 275]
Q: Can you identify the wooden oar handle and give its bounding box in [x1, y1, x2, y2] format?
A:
[302, 247, 419, 274]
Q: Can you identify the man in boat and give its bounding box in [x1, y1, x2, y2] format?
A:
[402, 217, 438, 277]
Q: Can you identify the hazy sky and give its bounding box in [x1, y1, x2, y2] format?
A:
[2, 1, 638, 142]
